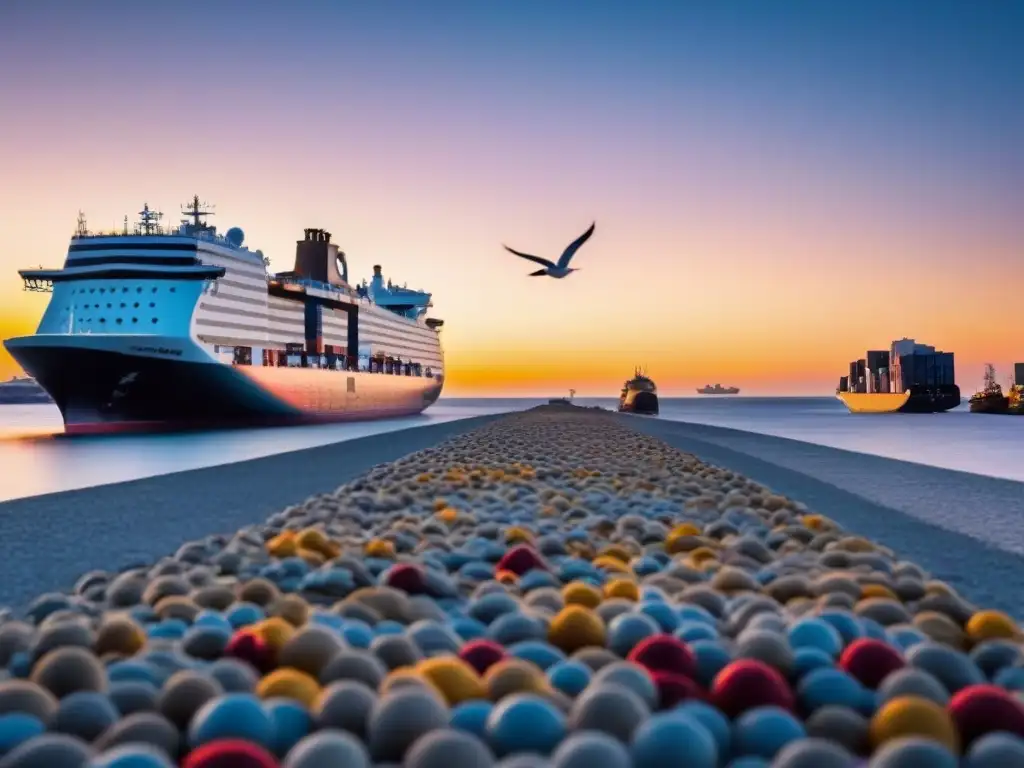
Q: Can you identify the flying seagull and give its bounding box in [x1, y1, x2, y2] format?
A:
[504, 222, 595, 278]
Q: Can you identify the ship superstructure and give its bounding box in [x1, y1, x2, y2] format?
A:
[618, 367, 659, 415]
[836, 337, 959, 414]
[4, 199, 445, 433]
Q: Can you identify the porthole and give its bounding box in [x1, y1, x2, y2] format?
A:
[119, 303, 125, 308]
[149, 302, 155, 308]
[152, 287, 157, 293]
[132, 318, 138, 323]
[170, 287, 176, 293]
[99, 288, 105, 294]
[99, 318, 106, 323]
[116, 318, 123, 324]
[133, 302, 139, 308]
[136, 287, 142, 293]
[89, 288, 95, 293]
[151, 318, 158, 324]
[122, 287, 128, 293]
[106, 303, 111, 308]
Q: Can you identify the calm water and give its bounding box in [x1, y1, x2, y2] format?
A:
[1, 396, 1021, 502]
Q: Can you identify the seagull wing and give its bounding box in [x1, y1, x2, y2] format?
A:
[556, 222, 596, 268]
[504, 245, 555, 269]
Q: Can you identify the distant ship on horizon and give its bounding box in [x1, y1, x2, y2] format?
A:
[697, 384, 740, 395]
[0, 375, 53, 405]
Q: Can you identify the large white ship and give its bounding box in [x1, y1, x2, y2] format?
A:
[3, 198, 445, 433]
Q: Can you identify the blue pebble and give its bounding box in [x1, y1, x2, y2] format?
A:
[128, 606, 159, 624]
[816, 611, 864, 647]
[675, 622, 718, 643]
[733, 706, 806, 759]
[509, 640, 566, 671]
[787, 618, 843, 658]
[887, 626, 928, 651]
[408, 621, 463, 655]
[797, 668, 866, 713]
[677, 605, 716, 626]
[633, 557, 664, 577]
[192, 611, 233, 633]
[994, 667, 1024, 691]
[965, 731, 1024, 766]
[147, 619, 188, 640]
[106, 660, 161, 687]
[187, 693, 275, 749]
[676, 701, 732, 761]
[468, 593, 520, 624]
[606, 613, 661, 658]
[861, 617, 889, 642]
[631, 712, 718, 768]
[906, 643, 985, 693]
[520, 570, 559, 592]
[340, 620, 374, 649]
[639, 602, 680, 633]
[6, 652, 31, 679]
[547, 661, 592, 698]
[459, 562, 496, 581]
[0, 714, 44, 756]
[725, 758, 770, 768]
[489, 614, 546, 645]
[690, 640, 733, 688]
[971, 641, 1023, 679]
[450, 700, 493, 740]
[792, 647, 836, 678]
[264, 697, 311, 756]
[374, 620, 406, 636]
[89, 745, 176, 767]
[309, 612, 346, 633]
[486, 693, 566, 756]
[225, 602, 264, 629]
[450, 617, 489, 641]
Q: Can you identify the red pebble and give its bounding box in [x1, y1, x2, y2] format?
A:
[459, 639, 506, 675]
[949, 684, 1024, 745]
[383, 563, 428, 595]
[711, 659, 795, 717]
[652, 670, 705, 709]
[183, 739, 279, 768]
[496, 545, 547, 576]
[224, 631, 275, 674]
[628, 634, 697, 680]
[839, 638, 906, 689]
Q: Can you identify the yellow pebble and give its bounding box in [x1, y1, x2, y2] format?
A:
[416, 473, 433, 483]
[861, 583, 898, 600]
[598, 545, 632, 564]
[562, 581, 602, 609]
[592, 555, 632, 574]
[266, 532, 298, 558]
[295, 528, 330, 555]
[436, 506, 459, 524]
[801, 514, 831, 530]
[505, 526, 534, 544]
[415, 656, 487, 704]
[296, 548, 326, 566]
[967, 610, 1019, 643]
[868, 696, 960, 753]
[548, 605, 606, 653]
[603, 578, 639, 602]
[256, 668, 320, 707]
[381, 667, 444, 699]
[256, 617, 296, 650]
[365, 539, 396, 558]
[688, 546, 718, 563]
[670, 523, 702, 538]
[483, 659, 549, 700]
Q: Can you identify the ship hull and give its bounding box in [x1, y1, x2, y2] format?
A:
[618, 391, 659, 415]
[4, 335, 442, 434]
[837, 385, 960, 414]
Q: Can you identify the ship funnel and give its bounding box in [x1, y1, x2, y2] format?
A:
[293, 228, 349, 287]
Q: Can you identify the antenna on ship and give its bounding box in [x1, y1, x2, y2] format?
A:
[122, 215, 128, 236]
[75, 211, 88, 237]
[138, 203, 163, 235]
[181, 194, 215, 235]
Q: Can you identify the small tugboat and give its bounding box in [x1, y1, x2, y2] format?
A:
[969, 364, 1010, 414]
[618, 368, 659, 415]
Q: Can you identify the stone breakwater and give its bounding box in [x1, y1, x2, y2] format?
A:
[0, 407, 1023, 767]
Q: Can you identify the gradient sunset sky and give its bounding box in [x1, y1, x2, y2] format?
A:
[1, 1, 1021, 396]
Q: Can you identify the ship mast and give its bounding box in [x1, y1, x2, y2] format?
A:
[181, 194, 215, 235]
[75, 211, 88, 237]
[984, 363, 997, 392]
[137, 203, 163, 235]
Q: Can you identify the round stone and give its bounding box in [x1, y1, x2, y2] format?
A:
[404, 729, 495, 768]
[804, 705, 869, 755]
[550, 731, 631, 768]
[711, 659, 794, 717]
[182, 739, 279, 768]
[868, 736, 957, 768]
[187, 693, 275, 751]
[255, 668, 320, 708]
[948, 683, 1024, 745]
[964, 732, 1024, 767]
[626, 635, 695, 679]
[547, 607, 605, 654]
[157, 672, 224, 730]
[868, 695, 959, 753]
[312, 681, 376, 738]
[733, 705, 806, 759]
[0, 733, 93, 767]
[50, 691, 119, 741]
[839, 638, 905, 689]
[416, 657, 487, 705]
[770, 737, 856, 768]
[93, 712, 180, 758]
[966, 611, 1019, 644]
[367, 688, 449, 762]
[486, 693, 566, 757]
[29, 647, 106, 698]
[567, 683, 649, 742]
[630, 711, 718, 768]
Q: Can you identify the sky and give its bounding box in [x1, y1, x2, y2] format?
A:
[1, 0, 1021, 396]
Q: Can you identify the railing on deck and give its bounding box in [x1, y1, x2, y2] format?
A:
[228, 346, 441, 381]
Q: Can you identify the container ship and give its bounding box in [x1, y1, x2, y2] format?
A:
[697, 384, 739, 395]
[835, 338, 959, 414]
[619, 367, 659, 415]
[3, 199, 445, 434]
[969, 363, 1024, 415]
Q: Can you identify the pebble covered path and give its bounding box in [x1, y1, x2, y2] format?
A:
[0, 404, 1023, 767]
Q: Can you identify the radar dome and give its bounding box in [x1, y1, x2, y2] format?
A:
[225, 227, 245, 247]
